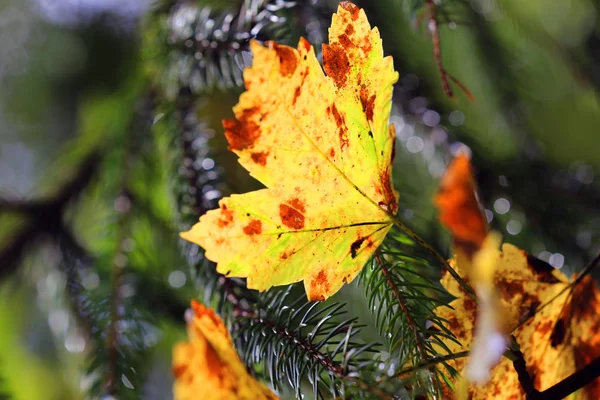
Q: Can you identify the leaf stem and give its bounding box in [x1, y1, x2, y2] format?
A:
[389, 216, 476, 299]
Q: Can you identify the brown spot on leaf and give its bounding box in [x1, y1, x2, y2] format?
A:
[550, 318, 566, 348]
[172, 364, 187, 379]
[243, 220, 262, 235]
[288, 197, 306, 213]
[361, 36, 373, 55]
[280, 250, 293, 260]
[310, 270, 331, 299]
[463, 297, 477, 313]
[329, 104, 349, 149]
[338, 34, 353, 49]
[339, 128, 349, 150]
[293, 85, 302, 105]
[519, 298, 540, 323]
[279, 204, 305, 229]
[448, 316, 465, 339]
[359, 86, 376, 122]
[250, 151, 268, 166]
[329, 148, 335, 158]
[536, 320, 554, 336]
[323, 43, 350, 87]
[345, 23, 354, 36]
[350, 236, 367, 258]
[223, 107, 261, 151]
[340, 1, 360, 20]
[270, 42, 298, 76]
[497, 280, 525, 299]
[330, 104, 344, 127]
[380, 168, 398, 213]
[217, 204, 234, 227]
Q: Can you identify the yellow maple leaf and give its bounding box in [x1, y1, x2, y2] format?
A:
[181, 2, 399, 301]
[172, 300, 278, 400]
[433, 156, 600, 399]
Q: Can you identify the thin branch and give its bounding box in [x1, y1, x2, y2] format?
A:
[542, 356, 600, 399]
[424, 0, 474, 101]
[511, 339, 600, 400]
[511, 346, 538, 399]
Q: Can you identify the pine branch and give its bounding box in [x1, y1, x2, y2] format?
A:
[361, 227, 459, 397]
[160, 0, 296, 96]
[234, 287, 392, 399]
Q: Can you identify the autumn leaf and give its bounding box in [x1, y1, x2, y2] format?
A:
[181, 2, 399, 301]
[434, 153, 487, 257]
[433, 156, 600, 399]
[172, 300, 278, 400]
[435, 245, 600, 399]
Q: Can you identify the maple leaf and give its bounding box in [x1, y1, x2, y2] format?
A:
[172, 300, 278, 400]
[433, 155, 600, 399]
[181, 2, 399, 301]
[436, 245, 600, 399]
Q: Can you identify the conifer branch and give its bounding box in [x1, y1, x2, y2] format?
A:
[235, 288, 390, 399]
[376, 252, 429, 365]
[161, 0, 296, 96]
[389, 216, 476, 299]
[362, 227, 460, 396]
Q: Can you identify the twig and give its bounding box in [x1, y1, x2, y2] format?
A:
[511, 339, 600, 399]
[424, 0, 474, 101]
[511, 346, 539, 399]
[542, 355, 600, 399]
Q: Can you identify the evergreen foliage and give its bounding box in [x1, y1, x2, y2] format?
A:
[0, 0, 598, 399]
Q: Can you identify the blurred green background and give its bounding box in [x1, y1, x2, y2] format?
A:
[0, 0, 598, 398]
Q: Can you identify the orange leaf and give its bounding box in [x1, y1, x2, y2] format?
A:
[434, 154, 487, 256]
[172, 301, 278, 400]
